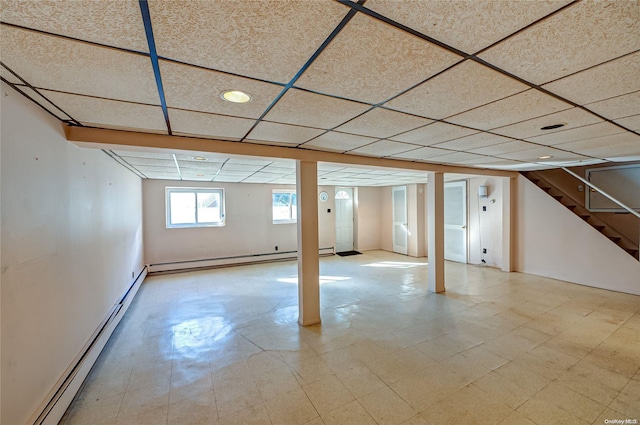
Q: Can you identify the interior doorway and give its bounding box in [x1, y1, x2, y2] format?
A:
[392, 186, 408, 255]
[444, 180, 468, 263]
[335, 188, 354, 253]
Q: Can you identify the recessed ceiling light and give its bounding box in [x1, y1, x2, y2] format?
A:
[196, 174, 205, 177]
[538, 155, 553, 159]
[540, 123, 566, 130]
[221, 90, 252, 104]
[192, 156, 207, 161]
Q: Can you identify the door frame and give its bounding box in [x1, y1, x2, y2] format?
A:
[392, 185, 408, 255]
[444, 180, 468, 263]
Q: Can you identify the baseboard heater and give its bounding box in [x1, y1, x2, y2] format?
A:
[29, 266, 148, 425]
[148, 247, 335, 274]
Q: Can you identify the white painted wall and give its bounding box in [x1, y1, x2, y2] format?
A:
[356, 186, 383, 251]
[516, 175, 640, 295]
[467, 177, 504, 268]
[407, 184, 427, 257]
[143, 180, 336, 267]
[0, 83, 144, 425]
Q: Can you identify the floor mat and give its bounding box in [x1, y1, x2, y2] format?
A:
[336, 250, 362, 257]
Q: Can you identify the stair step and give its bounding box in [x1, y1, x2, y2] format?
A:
[566, 205, 577, 211]
[625, 249, 639, 257]
[593, 225, 605, 231]
[530, 178, 540, 184]
[552, 195, 563, 201]
[608, 236, 622, 242]
[540, 187, 552, 193]
[578, 215, 591, 221]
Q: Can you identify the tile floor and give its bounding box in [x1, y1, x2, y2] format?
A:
[59, 251, 640, 425]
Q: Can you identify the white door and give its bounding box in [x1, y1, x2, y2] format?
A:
[444, 181, 467, 263]
[335, 188, 354, 253]
[392, 186, 408, 255]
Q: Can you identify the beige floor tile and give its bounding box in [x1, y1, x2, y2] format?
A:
[555, 360, 630, 405]
[516, 398, 588, 425]
[400, 415, 429, 425]
[472, 371, 534, 409]
[359, 386, 416, 425]
[493, 359, 551, 393]
[288, 355, 335, 386]
[609, 379, 640, 418]
[332, 364, 387, 399]
[415, 333, 480, 361]
[115, 405, 168, 425]
[217, 402, 271, 425]
[420, 384, 512, 425]
[591, 407, 631, 425]
[255, 366, 302, 400]
[117, 386, 170, 420]
[532, 381, 607, 423]
[496, 410, 537, 425]
[167, 391, 217, 425]
[303, 375, 355, 414]
[321, 400, 377, 425]
[62, 393, 124, 425]
[264, 387, 318, 425]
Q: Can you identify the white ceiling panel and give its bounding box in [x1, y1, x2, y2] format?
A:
[2, 26, 159, 104]
[119, 157, 176, 167]
[526, 122, 626, 146]
[479, 1, 640, 84]
[348, 140, 419, 157]
[419, 151, 492, 164]
[447, 89, 572, 130]
[431, 132, 512, 151]
[246, 122, 325, 146]
[469, 141, 539, 155]
[113, 150, 174, 160]
[556, 132, 640, 158]
[160, 60, 283, 119]
[615, 115, 640, 131]
[264, 89, 370, 129]
[221, 163, 264, 173]
[364, 0, 572, 54]
[390, 122, 478, 146]
[133, 165, 179, 174]
[335, 108, 431, 139]
[42, 90, 167, 133]
[301, 131, 378, 153]
[585, 91, 640, 120]
[542, 52, 640, 105]
[149, 0, 349, 83]
[227, 158, 275, 166]
[295, 12, 460, 104]
[385, 60, 528, 119]
[491, 108, 603, 139]
[143, 172, 181, 180]
[168, 108, 255, 141]
[15, 86, 72, 121]
[1, 0, 149, 51]
[497, 147, 590, 162]
[0, 66, 21, 84]
[390, 146, 452, 161]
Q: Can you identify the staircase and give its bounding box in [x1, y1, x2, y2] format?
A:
[522, 171, 639, 261]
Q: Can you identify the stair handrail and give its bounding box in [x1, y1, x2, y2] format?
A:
[561, 167, 640, 219]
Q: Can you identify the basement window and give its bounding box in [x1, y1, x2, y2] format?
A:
[272, 190, 297, 224]
[166, 187, 225, 228]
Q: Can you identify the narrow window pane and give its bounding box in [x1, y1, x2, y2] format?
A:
[197, 192, 220, 223]
[273, 193, 291, 221]
[170, 192, 196, 224]
[291, 193, 297, 220]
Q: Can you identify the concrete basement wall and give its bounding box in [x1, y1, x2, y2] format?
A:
[0, 83, 144, 425]
[516, 175, 640, 295]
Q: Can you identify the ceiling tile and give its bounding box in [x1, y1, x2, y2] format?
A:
[456, 156, 509, 166]
[143, 173, 181, 180]
[295, 12, 460, 104]
[585, 91, 640, 120]
[301, 131, 378, 153]
[556, 132, 640, 159]
[364, 0, 572, 54]
[1, 0, 148, 51]
[526, 122, 626, 146]
[160, 60, 283, 119]
[390, 122, 478, 146]
[542, 51, 640, 105]
[421, 151, 492, 164]
[148, 0, 349, 83]
[227, 158, 275, 166]
[479, 1, 640, 84]
[222, 164, 264, 173]
[0, 66, 21, 84]
[447, 89, 572, 130]
[1, 26, 159, 104]
[168, 108, 255, 141]
[431, 132, 512, 151]
[335, 108, 431, 138]
[42, 90, 167, 132]
[120, 157, 176, 167]
[385, 61, 528, 119]
[177, 160, 224, 171]
[491, 108, 603, 139]
[245, 122, 325, 146]
[497, 147, 590, 162]
[348, 140, 418, 157]
[113, 150, 174, 160]
[615, 115, 640, 131]
[133, 165, 179, 174]
[390, 146, 452, 160]
[469, 141, 539, 155]
[15, 86, 72, 120]
[264, 89, 371, 129]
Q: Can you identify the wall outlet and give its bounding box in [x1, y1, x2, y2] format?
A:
[482, 248, 487, 254]
[275, 246, 278, 251]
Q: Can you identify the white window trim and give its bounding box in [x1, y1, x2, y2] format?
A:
[272, 189, 297, 224]
[166, 187, 225, 228]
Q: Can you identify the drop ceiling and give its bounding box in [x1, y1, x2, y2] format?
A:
[1, 0, 639, 185]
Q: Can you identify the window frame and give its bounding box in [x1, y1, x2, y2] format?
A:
[165, 187, 225, 229]
[272, 189, 297, 224]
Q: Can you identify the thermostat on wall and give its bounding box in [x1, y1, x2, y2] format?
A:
[319, 191, 329, 202]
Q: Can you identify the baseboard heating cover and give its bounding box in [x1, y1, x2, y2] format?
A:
[148, 247, 335, 273]
[29, 266, 148, 425]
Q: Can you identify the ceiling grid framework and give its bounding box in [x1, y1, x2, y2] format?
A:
[0, 0, 638, 184]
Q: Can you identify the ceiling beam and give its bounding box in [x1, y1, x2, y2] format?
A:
[64, 125, 518, 178]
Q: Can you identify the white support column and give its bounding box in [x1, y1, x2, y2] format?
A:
[296, 160, 321, 326]
[502, 176, 517, 272]
[427, 171, 445, 293]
